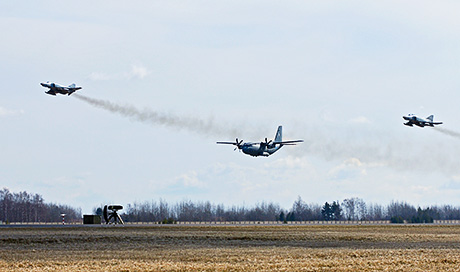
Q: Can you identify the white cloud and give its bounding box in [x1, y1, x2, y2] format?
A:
[348, 116, 371, 124]
[0, 106, 24, 117]
[328, 158, 368, 180]
[37, 176, 87, 189]
[265, 156, 312, 170]
[174, 171, 205, 188]
[344, 158, 363, 168]
[126, 64, 151, 79]
[87, 72, 113, 81]
[88, 64, 151, 81]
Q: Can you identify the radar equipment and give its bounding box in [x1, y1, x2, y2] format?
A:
[103, 205, 124, 225]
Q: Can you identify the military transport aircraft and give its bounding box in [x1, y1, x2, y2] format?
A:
[217, 126, 303, 157]
[403, 114, 443, 127]
[40, 81, 82, 96]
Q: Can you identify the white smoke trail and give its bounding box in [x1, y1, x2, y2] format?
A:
[434, 127, 460, 139]
[73, 94, 244, 137]
[73, 94, 460, 175]
[287, 123, 460, 175]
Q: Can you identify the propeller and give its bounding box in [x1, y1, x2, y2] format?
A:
[234, 138, 243, 151]
[262, 137, 272, 146]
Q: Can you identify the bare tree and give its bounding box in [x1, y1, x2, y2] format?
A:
[0, 189, 80, 223]
[367, 203, 385, 220]
[342, 198, 356, 220]
[387, 201, 416, 221]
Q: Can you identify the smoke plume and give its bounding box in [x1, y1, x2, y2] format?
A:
[73, 94, 243, 137]
[287, 123, 460, 175]
[434, 127, 460, 139]
[73, 94, 460, 175]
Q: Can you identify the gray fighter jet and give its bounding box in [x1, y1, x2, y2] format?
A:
[41, 81, 82, 96]
[217, 126, 303, 157]
[403, 114, 443, 127]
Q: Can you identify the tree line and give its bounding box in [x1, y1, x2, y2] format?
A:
[119, 199, 284, 223]
[118, 196, 460, 223]
[3, 188, 460, 223]
[0, 188, 81, 223]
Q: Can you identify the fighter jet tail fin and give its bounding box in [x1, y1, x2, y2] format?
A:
[68, 83, 76, 88]
[426, 115, 434, 122]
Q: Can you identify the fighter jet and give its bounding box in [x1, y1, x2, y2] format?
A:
[217, 126, 303, 157]
[403, 114, 443, 127]
[40, 81, 82, 96]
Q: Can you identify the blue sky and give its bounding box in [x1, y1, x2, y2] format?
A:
[2, 1, 460, 214]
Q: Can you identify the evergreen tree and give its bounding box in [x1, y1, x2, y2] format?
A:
[331, 201, 342, 221]
[321, 202, 334, 221]
[286, 211, 296, 221]
[279, 211, 285, 222]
